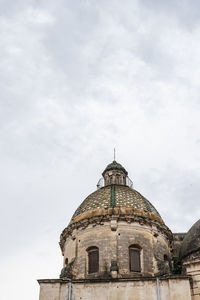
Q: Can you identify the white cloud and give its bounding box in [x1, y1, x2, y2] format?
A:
[2, 1, 200, 299]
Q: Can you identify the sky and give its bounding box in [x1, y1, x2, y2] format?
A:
[1, 0, 200, 299]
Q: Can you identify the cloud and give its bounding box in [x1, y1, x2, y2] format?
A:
[2, 1, 200, 299]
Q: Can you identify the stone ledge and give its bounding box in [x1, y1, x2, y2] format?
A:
[183, 258, 200, 266]
[38, 275, 191, 285]
[38, 279, 64, 284]
[60, 213, 172, 252]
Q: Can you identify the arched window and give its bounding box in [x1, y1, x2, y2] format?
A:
[123, 176, 126, 185]
[116, 175, 120, 184]
[87, 246, 99, 274]
[129, 245, 141, 272]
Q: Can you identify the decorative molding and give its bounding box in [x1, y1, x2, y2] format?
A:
[38, 274, 191, 285]
[60, 210, 172, 252]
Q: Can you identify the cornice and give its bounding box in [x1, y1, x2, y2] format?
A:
[60, 209, 172, 252]
[38, 274, 190, 285]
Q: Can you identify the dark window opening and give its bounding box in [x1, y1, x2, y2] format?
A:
[87, 247, 99, 274]
[116, 175, 120, 184]
[65, 258, 68, 265]
[123, 176, 126, 185]
[129, 245, 141, 272]
[164, 254, 168, 262]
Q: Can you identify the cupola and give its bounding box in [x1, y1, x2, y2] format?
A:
[102, 160, 128, 186]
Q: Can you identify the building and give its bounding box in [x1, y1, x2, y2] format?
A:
[38, 160, 200, 300]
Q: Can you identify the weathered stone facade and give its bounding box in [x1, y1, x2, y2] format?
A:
[61, 219, 171, 279]
[183, 259, 200, 300]
[172, 233, 186, 256]
[39, 277, 192, 300]
[179, 220, 200, 300]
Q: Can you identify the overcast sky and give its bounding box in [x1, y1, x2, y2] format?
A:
[1, 0, 200, 299]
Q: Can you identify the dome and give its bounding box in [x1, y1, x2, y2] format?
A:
[60, 161, 172, 279]
[180, 219, 200, 260]
[71, 184, 163, 224]
[102, 160, 128, 175]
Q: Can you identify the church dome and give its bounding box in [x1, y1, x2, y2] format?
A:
[60, 160, 172, 279]
[69, 160, 164, 225]
[180, 219, 200, 260]
[71, 184, 163, 224]
[102, 160, 128, 175]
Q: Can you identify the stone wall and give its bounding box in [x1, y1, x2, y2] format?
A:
[38, 277, 192, 300]
[63, 220, 171, 279]
[39, 281, 68, 300]
[103, 169, 126, 186]
[63, 234, 76, 265]
[172, 233, 186, 256]
[184, 259, 200, 300]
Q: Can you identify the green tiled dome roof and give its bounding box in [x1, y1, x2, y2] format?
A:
[102, 161, 128, 175]
[72, 184, 161, 221]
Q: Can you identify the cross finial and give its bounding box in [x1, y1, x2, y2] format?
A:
[114, 148, 116, 161]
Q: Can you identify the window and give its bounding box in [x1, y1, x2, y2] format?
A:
[123, 176, 126, 185]
[164, 254, 168, 262]
[129, 245, 141, 272]
[65, 257, 68, 266]
[87, 247, 99, 274]
[116, 175, 120, 184]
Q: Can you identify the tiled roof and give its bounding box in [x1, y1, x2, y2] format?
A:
[102, 161, 128, 175]
[72, 184, 161, 220]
